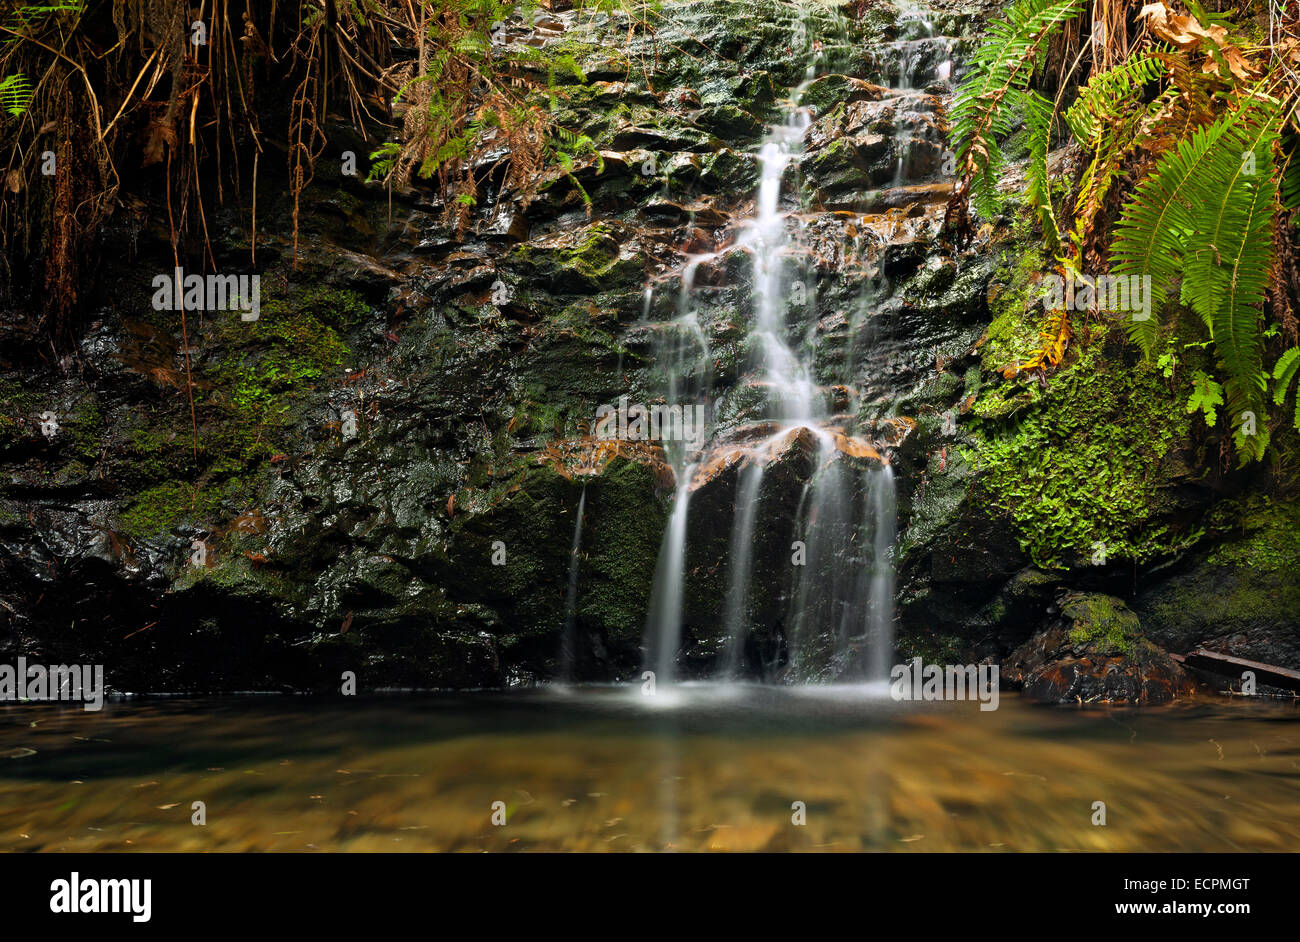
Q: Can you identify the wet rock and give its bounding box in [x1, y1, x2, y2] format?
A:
[641, 197, 730, 227]
[800, 74, 889, 113]
[692, 104, 764, 140]
[1004, 593, 1195, 705]
[1134, 497, 1300, 669]
[803, 94, 948, 200]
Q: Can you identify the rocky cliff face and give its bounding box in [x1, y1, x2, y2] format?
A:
[0, 0, 1295, 693]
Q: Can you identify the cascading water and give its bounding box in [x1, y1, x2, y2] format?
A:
[641, 6, 904, 687]
[719, 461, 765, 678]
[644, 463, 697, 685]
[887, 1, 954, 188]
[641, 254, 714, 686]
[559, 485, 588, 683]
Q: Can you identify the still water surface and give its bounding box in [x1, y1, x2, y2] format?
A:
[1, 685, 1297, 851]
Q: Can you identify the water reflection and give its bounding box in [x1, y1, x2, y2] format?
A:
[1, 688, 1297, 852]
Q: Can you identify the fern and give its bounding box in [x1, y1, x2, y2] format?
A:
[1112, 97, 1280, 457]
[1186, 369, 1224, 426]
[1110, 110, 1244, 354]
[0, 72, 32, 116]
[1180, 103, 1280, 411]
[1018, 88, 1059, 248]
[1282, 136, 1300, 212]
[947, 0, 1085, 222]
[1063, 54, 1165, 142]
[1273, 347, 1300, 432]
[1064, 55, 1168, 249]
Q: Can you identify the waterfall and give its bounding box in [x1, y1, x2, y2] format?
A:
[559, 485, 588, 683]
[644, 464, 697, 685]
[887, 0, 953, 188]
[866, 465, 897, 679]
[720, 461, 766, 677]
[640, 4, 910, 686]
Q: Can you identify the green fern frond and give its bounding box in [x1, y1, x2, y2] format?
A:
[1063, 54, 1164, 142]
[1110, 111, 1245, 355]
[1180, 101, 1280, 404]
[1282, 136, 1300, 211]
[1186, 369, 1224, 426]
[1070, 84, 1178, 249]
[948, 0, 1085, 220]
[1272, 347, 1300, 431]
[1018, 88, 1059, 248]
[0, 73, 33, 116]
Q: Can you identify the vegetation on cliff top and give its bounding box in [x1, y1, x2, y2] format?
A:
[948, 0, 1300, 467]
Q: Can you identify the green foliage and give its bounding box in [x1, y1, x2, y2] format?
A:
[1020, 88, 1059, 248]
[972, 344, 1197, 568]
[1063, 54, 1165, 142]
[1065, 56, 1168, 246]
[366, 142, 402, 181]
[1064, 595, 1140, 656]
[948, 0, 1085, 219]
[1282, 136, 1300, 211]
[1110, 112, 1241, 351]
[954, 0, 1297, 466]
[4, 1, 84, 30]
[1112, 98, 1281, 461]
[369, 0, 641, 218]
[0, 73, 31, 115]
[1272, 346, 1300, 431]
[1185, 369, 1223, 426]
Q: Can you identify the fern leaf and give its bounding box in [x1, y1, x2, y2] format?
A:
[948, 0, 1085, 221]
[1181, 103, 1280, 403]
[1017, 88, 1059, 248]
[1063, 54, 1164, 143]
[1111, 111, 1244, 354]
[1282, 137, 1300, 211]
[1273, 347, 1300, 405]
[0, 73, 33, 116]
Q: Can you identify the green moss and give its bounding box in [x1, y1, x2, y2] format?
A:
[979, 249, 1051, 374]
[896, 631, 968, 664]
[504, 384, 569, 450]
[507, 223, 641, 291]
[1204, 494, 1300, 573]
[207, 286, 353, 422]
[117, 477, 258, 539]
[113, 283, 361, 539]
[1062, 593, 1142, 656]
[972, 341, 1198, 569]
[580, 457, 667, 644]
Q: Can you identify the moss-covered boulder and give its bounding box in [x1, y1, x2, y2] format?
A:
[1134, 496, 1300, 669]
[1004, 592, 1194, 704]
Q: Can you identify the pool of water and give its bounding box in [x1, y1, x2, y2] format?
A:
[1, 685, 1297, 851]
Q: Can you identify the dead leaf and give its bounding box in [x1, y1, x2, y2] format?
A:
[141, 116, 176, 168]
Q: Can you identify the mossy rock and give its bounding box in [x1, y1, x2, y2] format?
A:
[1135, 494, 1300, 669]
[1004, 592, 1194, 704]
[970, 337, 1200, 568]
[799, 74, 888, 113]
